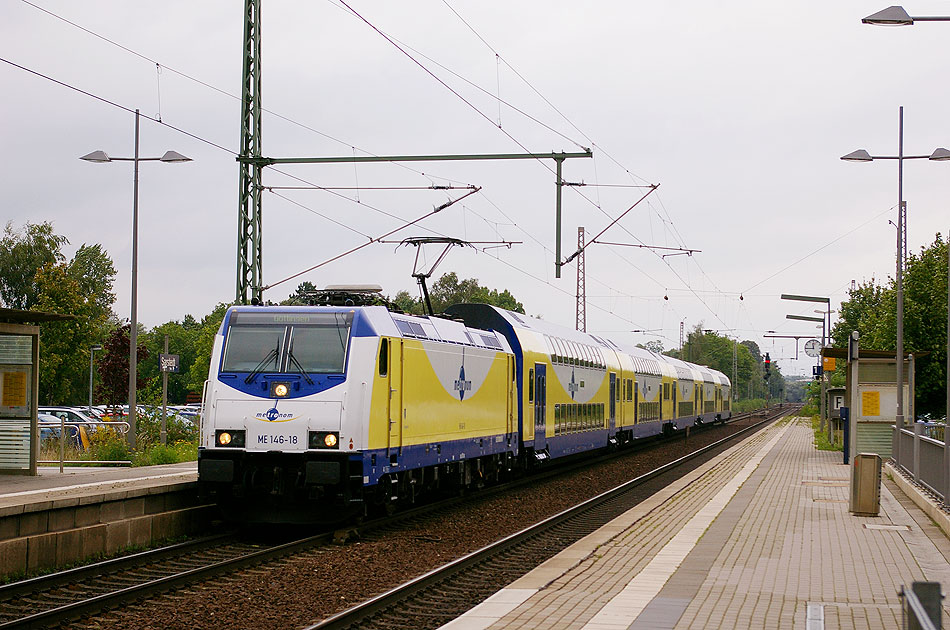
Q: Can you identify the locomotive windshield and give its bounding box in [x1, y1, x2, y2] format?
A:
[221, 311, 353, 374]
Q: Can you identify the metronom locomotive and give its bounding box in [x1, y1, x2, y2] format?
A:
[198, 296, 731, 524]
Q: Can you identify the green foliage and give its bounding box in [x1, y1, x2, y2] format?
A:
[666, 325, 781, 401]
[133, 408, 199, 448]
[132, 441, 197, 466]
[81, 421, 198, 467]
[95, 324, 150, 407]
[831, 233, 948, 417]
[0, 221, 67, 310]
[394, 272, 525, 315]
[85, 430, 132, 464]
[733, 398, 767, 413]
[185, 303, 230, 394]
[139, 320, 201, 405]
[812, 415, 841, 451]
[26, 236, 116, 404]
[637, 340, 665, 354]
[281, 281, 318, 305]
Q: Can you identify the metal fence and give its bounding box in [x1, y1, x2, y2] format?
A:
[895, 422, 948, 502]
[899, 582, 941, 630]
[37, 419, 132, 472]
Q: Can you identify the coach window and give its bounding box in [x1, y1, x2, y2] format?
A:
[528, 368, 535, 403]
[378, 338, 389, 376]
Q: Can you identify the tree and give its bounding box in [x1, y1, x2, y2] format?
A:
[394, 272, 526, 315]
[186, 303, 231, 395]
[831, 234, 948, 416]
[0, 221, 67, 309]
[32, 244, 116, 404]
[638, 340, 665, 354]
[281, 281, 318, 305]
[95, 324, 150, 407]
[67, 243, 116, 319]
[140, 319, 201, 405]
[667, 325, 778, 401]
[34, 263, 86, 404]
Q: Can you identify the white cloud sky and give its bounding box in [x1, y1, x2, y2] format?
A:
[3, 0, 950, 377]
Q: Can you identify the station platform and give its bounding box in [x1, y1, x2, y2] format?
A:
[0, 462, 204, 576]
[441, 417, 950, 630]
[0, 461, 197, 511]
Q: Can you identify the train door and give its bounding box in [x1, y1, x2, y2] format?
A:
[634, 380, 639, 424]
[533, 363, 546, 451]
[609, 373, 617, 431]
[387, 338, 403, 456]
[672, 381, 677, 419]
[506, 355, 515, 439]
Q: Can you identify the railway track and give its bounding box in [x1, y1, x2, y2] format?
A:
[0, 406, 791, 629]
[0, 530, 335, 630]
[304, 405, 794, 630]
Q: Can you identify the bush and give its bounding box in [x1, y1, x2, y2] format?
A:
[132, 441, 197, 466]
[812, 415, 841, 451]
[84, 430, 131, 464]
[133, 407, 199, 448]
[734, 399, 767, 413]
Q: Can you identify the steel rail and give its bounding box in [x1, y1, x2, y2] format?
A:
[0, 531, 334, 630]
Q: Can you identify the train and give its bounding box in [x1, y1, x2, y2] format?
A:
[197, 292, 731, 523]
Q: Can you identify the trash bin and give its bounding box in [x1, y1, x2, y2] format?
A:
[850, 452, 881, 516]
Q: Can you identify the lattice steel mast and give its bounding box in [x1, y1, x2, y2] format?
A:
[237, 0, 263, 304]
[576, 227, 586, 332]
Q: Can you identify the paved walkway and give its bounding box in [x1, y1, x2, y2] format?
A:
[0, 461, 196, 511]
[442, 417, 950, 629]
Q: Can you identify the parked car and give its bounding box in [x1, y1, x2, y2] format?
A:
[38, 407, 98, 448]
[37, 412, 80, 444]
[39, 407, 98, 428]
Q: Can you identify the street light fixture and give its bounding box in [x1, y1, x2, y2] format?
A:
[840, 107, 949, 437]
[81, 109, 191, 448]
[88, 344, 103, 414]
[863, 6, 950, 25]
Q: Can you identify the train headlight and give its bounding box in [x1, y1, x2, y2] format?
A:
[270, 382, 290, 398]
[215, 429, 246, 448]
[309, 431, 340, 449]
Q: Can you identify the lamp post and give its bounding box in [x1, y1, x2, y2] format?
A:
[88, 344, 102, 414]
[840, 108, 950, 443]
[861, 0, 950, 510]
[81, 109, 191, 448]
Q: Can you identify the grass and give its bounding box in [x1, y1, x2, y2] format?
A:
[38, 422, 198, 468]
[811, 415, 842, 452]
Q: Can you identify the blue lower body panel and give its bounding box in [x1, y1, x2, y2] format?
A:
[362, 432, 518, 486]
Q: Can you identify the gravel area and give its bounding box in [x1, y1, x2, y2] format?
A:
[72, 418, 760, 630]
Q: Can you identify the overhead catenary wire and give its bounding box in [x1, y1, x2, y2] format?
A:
[5, 47, 689, 338]
[262, 187, 482, 293]
[16, 2, 727, 339]
[20, 0, 686, 299]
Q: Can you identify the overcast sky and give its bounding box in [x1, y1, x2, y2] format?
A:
[4, 1, 950, 378]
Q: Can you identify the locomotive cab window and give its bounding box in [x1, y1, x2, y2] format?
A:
[221, 311, 353, 374]
[378, 338, 389, 376]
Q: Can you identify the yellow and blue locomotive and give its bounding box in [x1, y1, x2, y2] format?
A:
[198, 300, 730, 523]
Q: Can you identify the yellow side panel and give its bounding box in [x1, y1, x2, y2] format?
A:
[400, 341, 512, 445]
